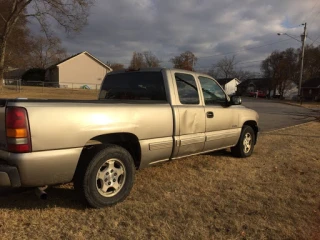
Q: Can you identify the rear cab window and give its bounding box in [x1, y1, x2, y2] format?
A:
[99, 71, 167, 101]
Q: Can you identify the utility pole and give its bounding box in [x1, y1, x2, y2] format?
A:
[299, 22, 307, 104]
[192, 56, 195, 71]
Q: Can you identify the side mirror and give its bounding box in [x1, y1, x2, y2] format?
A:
[230, 95, 242, 105]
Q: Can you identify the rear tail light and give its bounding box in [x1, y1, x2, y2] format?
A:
[5, 107, 32, 153]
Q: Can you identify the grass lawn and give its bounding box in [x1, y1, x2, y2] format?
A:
[0, 88, 319, 239]
[0, 121, 319, 239]
[0, 86, 98, 100]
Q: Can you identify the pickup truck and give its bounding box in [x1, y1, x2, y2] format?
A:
[0, 68, 259, 208]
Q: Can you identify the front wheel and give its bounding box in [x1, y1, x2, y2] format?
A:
[74, 144, 135, 208]
[231, 125, 255, 158]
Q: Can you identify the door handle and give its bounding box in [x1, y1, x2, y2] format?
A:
[206, 111, 214, 118]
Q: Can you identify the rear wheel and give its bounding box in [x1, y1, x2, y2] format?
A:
[231, 125, 255, 158]
[74, 144, 135, 208]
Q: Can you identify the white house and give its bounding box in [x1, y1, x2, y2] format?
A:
[46, 51, 112, 89]
[216, 78, 240, 95]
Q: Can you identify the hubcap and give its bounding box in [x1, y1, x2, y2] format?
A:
[243, 133, 252, 153]
[96, 158, 126, 197]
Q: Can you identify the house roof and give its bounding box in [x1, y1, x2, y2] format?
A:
[46, 51, 112, 71]
[302, 78, 320, 88]
[216, 78, 239, 86]
[237, 78, 270, 89]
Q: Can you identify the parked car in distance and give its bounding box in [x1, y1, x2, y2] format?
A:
[248, 91, 267, 98]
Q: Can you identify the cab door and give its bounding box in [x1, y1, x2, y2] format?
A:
[197, 76, 241, 151]
[170, 71, 206, 158]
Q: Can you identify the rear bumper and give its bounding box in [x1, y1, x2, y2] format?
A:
[0, 147, 82, 187]
[0, 164, 21, 187]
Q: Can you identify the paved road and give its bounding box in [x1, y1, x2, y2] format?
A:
[242, 97, 319, 132]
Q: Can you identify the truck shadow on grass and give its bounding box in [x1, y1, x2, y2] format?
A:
[0, 150, 234, 210]
[0, 186, 85, 210]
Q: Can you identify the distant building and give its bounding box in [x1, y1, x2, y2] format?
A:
[237, 78, 298, 99]
[283, 81, 298, 100]
[302, 78, 320, 101]
[3, 67, 26, 80]
[45, 51, 112, 89]
[216, 78, 240, 95]
[236, 78, 270, 96]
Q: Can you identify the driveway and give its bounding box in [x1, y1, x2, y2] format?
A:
[242, 97, 319, 132]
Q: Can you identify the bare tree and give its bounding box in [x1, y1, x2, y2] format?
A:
[300, 44, 320, 81]
[129, 52, 146, 69]
[170, 51, 197, 71]
[0, 0, 32, 73]
[128, 51, 160, 69]
[0, 0, 94, 86]
[29, 36, 67, 68]
[214, 55, 236, 78]
[261, 48, 298, 97]
[106, 62, 125, 71]
[233, 69, 255, 81]
[207, 68, 219, 79]
[143, 51, 160, 67]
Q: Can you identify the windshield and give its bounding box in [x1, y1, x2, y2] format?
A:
[99, 72, 167, 101]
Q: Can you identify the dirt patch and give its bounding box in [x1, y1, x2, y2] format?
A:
[0, 122, 319, 239]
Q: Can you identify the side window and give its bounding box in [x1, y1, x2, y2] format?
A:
[198, 76, 227, 105]
[175, 73, 199, 104]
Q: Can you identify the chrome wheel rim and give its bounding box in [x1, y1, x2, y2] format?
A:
[243, 133, 252, 154]
[96, 158, 126, 197]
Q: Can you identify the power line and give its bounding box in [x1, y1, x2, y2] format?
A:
[311, 35, 320, 45]
[194, 38, 293, 59]
[307, 36, 320, 44]
[195, 59, 264, 70]
[307, 0, 320, 27]
[111, 37, 297, 68]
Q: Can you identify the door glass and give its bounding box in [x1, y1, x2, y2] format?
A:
[198, 76, 227, 105]
[175, 73, 199, 104]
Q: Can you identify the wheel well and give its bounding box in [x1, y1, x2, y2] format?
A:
[74, 133, 141, 179]
[243, 121, 258, 144]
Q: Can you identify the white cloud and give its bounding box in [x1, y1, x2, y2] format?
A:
[34, 0, 319, 72]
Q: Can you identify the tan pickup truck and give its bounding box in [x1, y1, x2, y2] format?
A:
[0, 68, 259, 208]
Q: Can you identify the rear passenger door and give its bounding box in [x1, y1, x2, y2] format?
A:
[171, 72, 206, 158]
[198, 76, 240, 151]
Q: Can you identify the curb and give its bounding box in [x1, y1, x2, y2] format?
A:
[261, 120, 317, 134]
[274, 100, 320, 109]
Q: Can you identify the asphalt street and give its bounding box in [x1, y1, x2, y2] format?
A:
[242, 97, 319, 132]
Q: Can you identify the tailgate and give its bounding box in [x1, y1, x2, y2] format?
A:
[0, 99, 7, 150]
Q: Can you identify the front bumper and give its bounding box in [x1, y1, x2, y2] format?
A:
[0, 164, 21, 187]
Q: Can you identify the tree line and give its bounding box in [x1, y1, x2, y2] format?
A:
[1, 1, 319, 95]
[0, 0, 94, 86]
[261, 44, 320, 96]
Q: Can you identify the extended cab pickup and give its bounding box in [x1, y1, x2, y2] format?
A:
[0, 68, 259, 208]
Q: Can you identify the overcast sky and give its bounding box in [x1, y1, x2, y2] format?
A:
[33, 0, 320, 73]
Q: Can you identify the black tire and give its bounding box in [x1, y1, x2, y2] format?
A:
[231, 125, 255, 158]
[74, 144, 135, 208]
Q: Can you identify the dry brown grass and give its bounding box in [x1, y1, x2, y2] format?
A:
[1, 86, 98, 100]
[0, 121, 319, 239]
